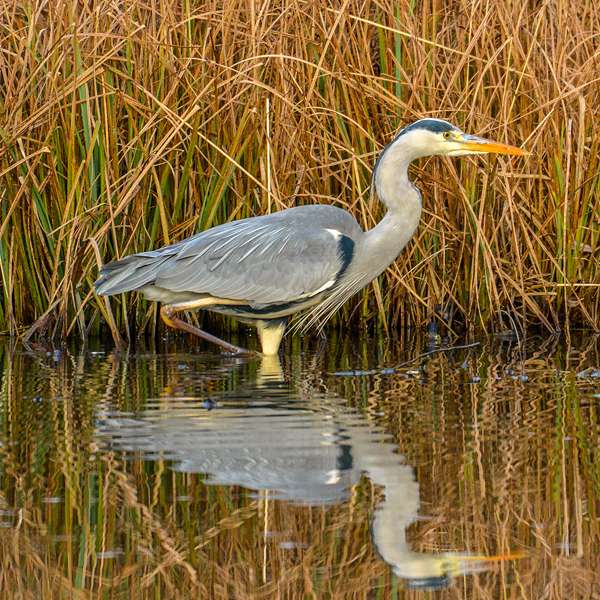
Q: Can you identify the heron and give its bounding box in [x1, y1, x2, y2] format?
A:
[95, 119, 526, 355]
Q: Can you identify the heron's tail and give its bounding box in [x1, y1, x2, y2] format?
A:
[95, 251, 168, 296]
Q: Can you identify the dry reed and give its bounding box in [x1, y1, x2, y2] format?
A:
[0, 0, 598, 341]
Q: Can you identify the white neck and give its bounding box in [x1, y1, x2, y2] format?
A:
[352, 148, 422, 278]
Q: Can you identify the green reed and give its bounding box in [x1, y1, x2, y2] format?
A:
[0, 0, 598, 342]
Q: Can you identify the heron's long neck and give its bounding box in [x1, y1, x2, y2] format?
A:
[361, 155, 422, 274]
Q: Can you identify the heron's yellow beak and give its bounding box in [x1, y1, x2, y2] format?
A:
[456, 133, 529, 156]
[438, 549, 527, 578]
[458, 550, 528, 563]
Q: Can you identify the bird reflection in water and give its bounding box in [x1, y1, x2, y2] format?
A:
[96, 353, 523, 589]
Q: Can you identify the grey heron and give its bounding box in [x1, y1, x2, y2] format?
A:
[95, 119, 527, 354]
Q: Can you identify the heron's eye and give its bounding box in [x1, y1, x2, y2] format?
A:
[443, 131, 452, 140]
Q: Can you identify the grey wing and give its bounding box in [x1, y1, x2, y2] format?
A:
[152, 216, 356, 305]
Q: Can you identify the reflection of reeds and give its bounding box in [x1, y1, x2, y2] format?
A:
[1, 336, 600, 598]
[0, 1, 598, 340]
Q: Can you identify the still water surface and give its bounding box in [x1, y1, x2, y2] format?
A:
[1, 334, 599, 598]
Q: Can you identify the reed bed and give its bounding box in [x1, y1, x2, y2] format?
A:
[0, 0, 598, 341]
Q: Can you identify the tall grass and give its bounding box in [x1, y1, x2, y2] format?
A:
[0, 0, 598, 340]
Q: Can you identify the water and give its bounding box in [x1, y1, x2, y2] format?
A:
[1, 334, 599, 598]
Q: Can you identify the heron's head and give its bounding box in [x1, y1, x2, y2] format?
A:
[382, 118, 528, 162]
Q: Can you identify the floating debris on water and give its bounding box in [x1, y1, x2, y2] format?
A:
[96, 549, 124, 559]
[279, 541, 309, 550]
[42, 497, 62, 504]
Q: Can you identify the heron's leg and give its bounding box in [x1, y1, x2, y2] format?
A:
[256, 319, 287, 356]
[160, 306, 255, 355]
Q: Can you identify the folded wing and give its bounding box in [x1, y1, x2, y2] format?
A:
[95, 207, 360, 306]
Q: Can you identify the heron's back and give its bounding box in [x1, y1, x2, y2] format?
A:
[95, 205, 363, 307]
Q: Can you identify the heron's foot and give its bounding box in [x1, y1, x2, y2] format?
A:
[160, 306, 258, 356]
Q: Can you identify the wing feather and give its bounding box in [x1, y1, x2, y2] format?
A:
[154, 221, 350, 303]
[96, 205, 362, 303]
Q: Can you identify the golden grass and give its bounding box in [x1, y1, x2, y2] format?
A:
[0, 0, 598, 340]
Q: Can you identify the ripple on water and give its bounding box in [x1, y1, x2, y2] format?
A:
[0, 336, 599, 596]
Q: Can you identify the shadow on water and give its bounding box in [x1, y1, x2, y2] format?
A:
[1, 333, 600, 597]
